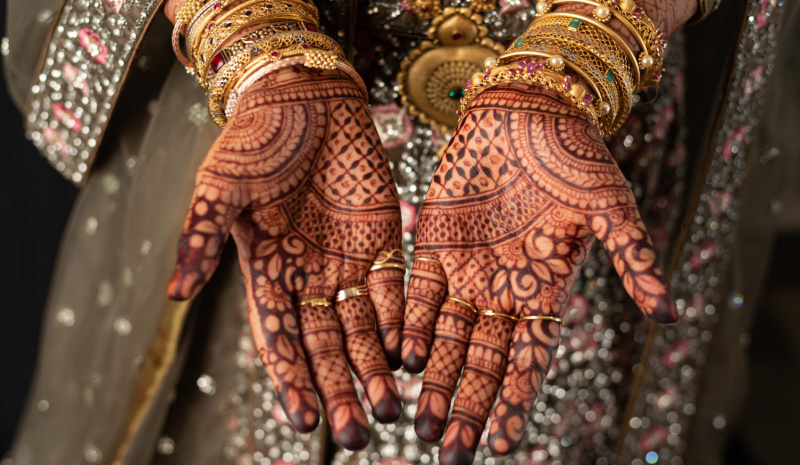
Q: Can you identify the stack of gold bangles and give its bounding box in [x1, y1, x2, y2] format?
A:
[458, 0, 666, 137]
[171, 0, 367, 127]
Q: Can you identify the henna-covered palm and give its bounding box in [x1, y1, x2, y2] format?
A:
[167, 66, 405, 450]
[402, 85, 678, 464]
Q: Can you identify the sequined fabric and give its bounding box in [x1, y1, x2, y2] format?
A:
[4, 1, 791, 465]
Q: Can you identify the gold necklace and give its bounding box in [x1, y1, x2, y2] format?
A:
[397, 5, 503, 132]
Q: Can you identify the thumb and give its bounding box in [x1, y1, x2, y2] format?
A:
[168, 173, 245, 300]
[588, 205, 678, 324]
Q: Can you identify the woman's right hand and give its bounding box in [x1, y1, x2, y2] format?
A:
[167, 65, 406, 450]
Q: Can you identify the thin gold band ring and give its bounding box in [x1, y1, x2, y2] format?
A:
[519, 315, 564, 324]
[445, 296, 479, 315]
[478, 310, 565, 325]
[298, 297, 332, 308]
[412, 256, 441, 265]
[479, 309, 519, 322]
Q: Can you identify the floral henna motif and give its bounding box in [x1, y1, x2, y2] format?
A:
[406, 85, 677, 464]
[168, 66, 403, 450]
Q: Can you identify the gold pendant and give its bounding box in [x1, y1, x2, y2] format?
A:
[398, 7, 504, 133]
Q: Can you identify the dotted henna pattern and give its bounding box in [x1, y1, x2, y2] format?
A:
[403, 86, 678, 465]
[168, 66, 404, 450]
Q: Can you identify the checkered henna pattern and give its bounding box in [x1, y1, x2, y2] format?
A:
[168, 66, 403, 450]
[404, 85, 678, 465]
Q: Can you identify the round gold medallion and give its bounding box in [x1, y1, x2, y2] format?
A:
[398, 8, 504, 133]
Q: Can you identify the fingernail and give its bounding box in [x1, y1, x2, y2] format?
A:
[415, 413, 445, 442]
[372, 395, 402, 423]
[334, 420, 371, 451]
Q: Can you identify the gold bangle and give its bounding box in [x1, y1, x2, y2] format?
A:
[193, 0, 319, 83]
[523, 12, 640, 92]
[186, 0, 232, 69]
[195, 11, 319, 84]
[516, 15, 637, 93]
[208, 21, 316, 89]
[335, 285, 369, 302]
[460, 62, 600, 134]
[500, 50, 619, 128]
[479, 309, 520, 322]
[172, 0, 208, 70]
[412, 256, 441, 265]
[206, 31, 345, 127]
[501, 36, 630, 132]
[298, 296, 332, 307]
[445, 296, 479, 316]
[224, 56, 367, 120]
[518, 314, 564, 324]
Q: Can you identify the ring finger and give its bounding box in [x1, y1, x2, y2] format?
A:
[415, 296, 478, 442]
[336, 291, 403, 423]
[298, 301, 371, 451]
[439, 310, 516, 465]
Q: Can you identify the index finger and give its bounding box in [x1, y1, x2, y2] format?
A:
[589, 205, 678, 324]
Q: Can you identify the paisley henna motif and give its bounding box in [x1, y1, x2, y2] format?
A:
[168, 66, 404, 449]
[404, 85, 677, 464]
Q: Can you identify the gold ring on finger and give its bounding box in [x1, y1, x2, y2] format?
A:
[370, 248, 406, 273]
[373, 248, 405, 265]
[479, 309, 520, 323]
[336, 284, 370, 302]
[518, 315, 564, 324]
[298, 296, 333, 308]
[412, 256, 441, 265]
[445, 296, 479, 316]
[369, 262, 407, 272]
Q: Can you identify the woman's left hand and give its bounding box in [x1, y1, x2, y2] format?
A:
[402, 85, 678, 465]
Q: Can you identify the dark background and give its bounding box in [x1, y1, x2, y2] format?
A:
[0, 0, 797, 463]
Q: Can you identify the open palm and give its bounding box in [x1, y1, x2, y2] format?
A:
[168, 66, 406, 450]
[402, 86, 678, 465]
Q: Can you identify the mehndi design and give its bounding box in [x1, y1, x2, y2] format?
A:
[403, 85, 678, 464]
[168, 66, 405, 450]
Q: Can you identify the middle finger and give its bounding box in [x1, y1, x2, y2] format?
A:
[439, 311, 516, 465]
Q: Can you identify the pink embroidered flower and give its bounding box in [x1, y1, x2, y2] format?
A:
[372, 103, 414, 149]
[638, 426, 669, 451]
[562, 294, 590, 326]
[662, 340, 690, 370]
[722, 126, 746, 160]
[399, 200, 418, 233]
[63, 63, 90, 96]
[52, 103, 82, 132]
[654, 386, 680, 411]
[42, 127, 69, 157]
[744, 65, 764, 96]
[104, 0, 123, 13]
[689, 240, 715, 271]
[78, 28, 108, 64]
[708, 189, 733, 217]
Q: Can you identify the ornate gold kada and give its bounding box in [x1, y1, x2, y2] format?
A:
[398, 7, 505, 133]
